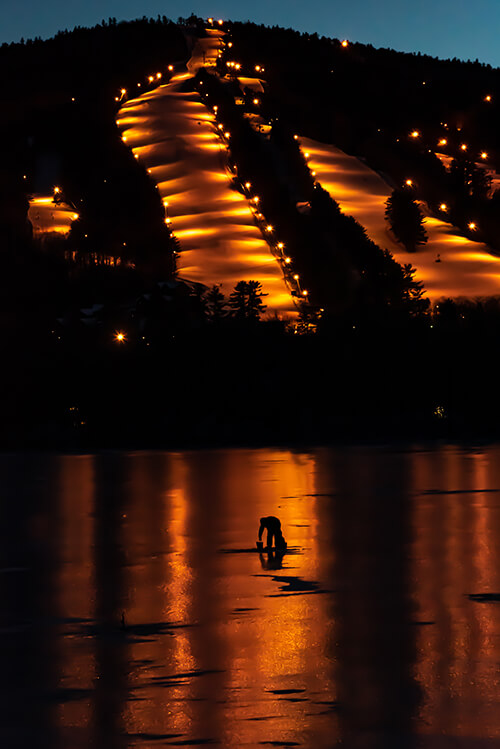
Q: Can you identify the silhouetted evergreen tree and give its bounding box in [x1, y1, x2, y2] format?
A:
[385, 188, 427, 252]
[229, 281, 267, 321]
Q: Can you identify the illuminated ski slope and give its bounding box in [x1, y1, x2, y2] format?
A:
[28, 196, 78, 236]
[301, 138, 500, 301]
[117, 33, 295, 315]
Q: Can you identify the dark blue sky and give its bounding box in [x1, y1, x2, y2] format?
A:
[2, 0, 499, 67]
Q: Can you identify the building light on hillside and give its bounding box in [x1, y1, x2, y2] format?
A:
[224, 131, 230, 138]
[468, 222, 477, 230]
[293, 274, 299, 280]
[72, 213, 79, 220]
[245, 182, 251, 189]
[208, 17, 213, 24]
[284, 257, 291, 264]
[265, 225, 273, 232]
[304, 152, 310, 158]
[252, 196, 260, 203]
[341, 40, 349, 47]
[277, 242, 284, 249]
[148, 76, 154, 82]
[218, 19, 223, 25]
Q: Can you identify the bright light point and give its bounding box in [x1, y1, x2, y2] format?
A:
[228, 42, 233, 47]
[253, 98, 260, 105]
[115, 332, 126, 343]
[341, 40, 349, 47]
[255, 65, 261, 72]
[218, 123, 224, 130]
[265, 225, 273, 232]
[218, 19, 223, 25]
[438, 138, 447, 146]
[485, 95, 492, 102]
[410, 130, 420, 138]
[245, 182, 251, 189]
[134, 153, 139, 159]
[224, 131, 230, 138]
[168, 65, 174, 71]
[312, 171, 316, 176]
[235, 63, 241, 70]
[165, 218, 171, 224]
[53, 186, 61, 193]
[252, 196, 260, 203]
[405, 179, 413, 186]
[440, 203, 448, 211]
[284, 257, 291, 263]
[294, 134, 298, 140]
[305, 152, 310, 158]
[148, 76, 154, 82]
[120, 88, 126, 95]
[468, 222, 477, 230]
[460, 143, 468, 151]
[302, 290, 308, 296]
[293, 274, 299, 280]
[277, 242, 284, 249]
[481, 152, 488, 159]
[208, 17, 213, 23]
[72, 213, 79, 220]
[156, 72, 162, 79]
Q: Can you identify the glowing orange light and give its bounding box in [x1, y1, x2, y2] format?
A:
[305, 152, 310, 158]
[265, 225, 273, 232]
[253, 98, 260, 105]
[284, 257, 291, 264]
[293, 274, 299, 280]
[438, 138, 447, 146]
[485, 95, 492, 102]
[224, 131, 230, 138]
[72, 213, 79, 220]
[405, 179, 413, 186]
[114, 332, 126, 343]
[252, 196, 260, 203]
[460, 143, 468, 151]
[134, 153, 139, 159]
[244, 182, 251, 189]
[410, 130, 420, 138]
[53, 186, 61, 194]
[302, 290, 308, 296]
[294, 134, 298, 140]
[277, 242, 284, 249]
[156, 72, 162, 79]
[440, 203, 448, 211]
[228, 42, 233, 47]
[168, 65, 174, 71]
[481, 151, 488, 159]
[235, 63, 241, 70]
[468, 222, 477, 230]
[341, 40, 349, 47]
[218, 19, 223, 25]
[208, 17, 213, 23]
[165, 218, 171, 224]
[255, 65, 261, 72]
[120, 88, 126, 95]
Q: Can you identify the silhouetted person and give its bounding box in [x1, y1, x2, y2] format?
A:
[258, 516, 287, 549]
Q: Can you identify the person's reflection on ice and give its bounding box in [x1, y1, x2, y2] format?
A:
[259, 549, 286, 570]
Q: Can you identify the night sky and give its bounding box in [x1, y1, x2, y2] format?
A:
[2, 0, 499, 67]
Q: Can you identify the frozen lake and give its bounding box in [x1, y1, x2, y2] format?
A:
[3, 446, 500, 748]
